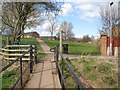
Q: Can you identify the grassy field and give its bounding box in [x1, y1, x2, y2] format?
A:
[60, 57, 118, 88]
[42, 39, 100, 55]
[21, 38, 47, 59]
[20, 38, 42, 50]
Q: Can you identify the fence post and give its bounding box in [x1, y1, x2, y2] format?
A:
[56, 46, 59, 62]
[30, 45, 33, 74]
[35, 45, 37, 64]
[20, 56, 23, 88]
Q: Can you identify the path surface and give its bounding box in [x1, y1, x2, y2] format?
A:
[25, 38, 61, 88]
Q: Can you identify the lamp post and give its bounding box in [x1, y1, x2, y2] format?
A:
[109, 2, 113, 56]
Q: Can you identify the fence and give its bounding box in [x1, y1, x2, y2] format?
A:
[1, 45, 37, 62]
[51, 45, 86, 89]
[0, 45, 37, 89]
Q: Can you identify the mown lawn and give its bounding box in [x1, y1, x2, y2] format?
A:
[21, 38, 47, 58]
[20, 38, 42, 50]
[42, 39, 100, 55]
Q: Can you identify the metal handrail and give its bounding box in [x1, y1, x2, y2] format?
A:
[54, 45, 86, 89]
[1, 45, 36, 89]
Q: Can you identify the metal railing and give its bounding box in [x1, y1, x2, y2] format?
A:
[1, 45, 37, 89]
[51, 45, 86, 89]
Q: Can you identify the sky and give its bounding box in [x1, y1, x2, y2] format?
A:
[24, 1, 119, 38]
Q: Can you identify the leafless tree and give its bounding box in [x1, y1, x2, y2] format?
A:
[45, 12, 58, 40]
[99, 4, 118, 35]
[82, 35, 91, 43]
[2, 2, 60, 42]
[57, 21, 74, 41]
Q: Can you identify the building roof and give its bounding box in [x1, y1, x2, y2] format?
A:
[24, 31, 39, 35]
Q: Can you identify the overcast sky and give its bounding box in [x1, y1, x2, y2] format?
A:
[25, 1, 119, 38]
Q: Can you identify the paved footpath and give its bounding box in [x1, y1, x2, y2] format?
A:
[25, 38, 61, 88]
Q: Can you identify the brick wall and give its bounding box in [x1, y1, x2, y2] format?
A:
[101, 35, 120, 56]
[100, 35, 107, 55]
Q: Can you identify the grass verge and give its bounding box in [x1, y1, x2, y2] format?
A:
[2, 69, 20, 88]
[70, 57, 118, 88]
[37, 53, 47, 58]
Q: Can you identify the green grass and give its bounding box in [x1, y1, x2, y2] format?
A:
[42, 39, 100, 55]
[70, 57, 118, 88]
[2, 69, 20, 88]
[42, 39, 59, 48]
[21, 38, 47, 59]
[21, 38, 47, 58]
[2, 35, 13, 47]
[60, 57, 118, 88]
[2, 35, 13, 41]
[37, 53, 47, 58]
[2, 36, 42, 50]
[20, 38, 42, 50]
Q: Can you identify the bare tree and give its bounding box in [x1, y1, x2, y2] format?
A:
[60, 21, 74, 41]
[82, 35, 91, 43]
[99, 4, 118, 35]
[45, 12, 58, 40]
[2, 2, 60, 42]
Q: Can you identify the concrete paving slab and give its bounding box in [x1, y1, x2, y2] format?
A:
[25, 38, 61, 88]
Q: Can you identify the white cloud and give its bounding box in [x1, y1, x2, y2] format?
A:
[60, 3, 73, 16]
[75, 35, 83, 38]
[64, 0, 119, 3]
[24, 26, 51, 36]
[40, 31, 50, 36]
[41, 22, 49, 30]
[75, 3, 100, 22]
[76, 4, 94, 11]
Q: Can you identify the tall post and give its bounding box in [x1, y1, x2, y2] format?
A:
[30, 45, 33, 74]
[35, 45, 37, 64]
[109, 2, 113, 56]
[20, 57, 23, 87]
[60, 29, 63, 60]
[60, 29, 62, 53]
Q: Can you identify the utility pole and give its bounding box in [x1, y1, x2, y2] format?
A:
[109, 2, 113, 56]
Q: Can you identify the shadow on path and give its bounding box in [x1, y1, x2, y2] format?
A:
[25, 38, 61, 88]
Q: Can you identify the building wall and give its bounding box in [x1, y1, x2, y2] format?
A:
[101, 35, 107, 56]
[23, 32, 40, 38]
[101, 35, 120, 56]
